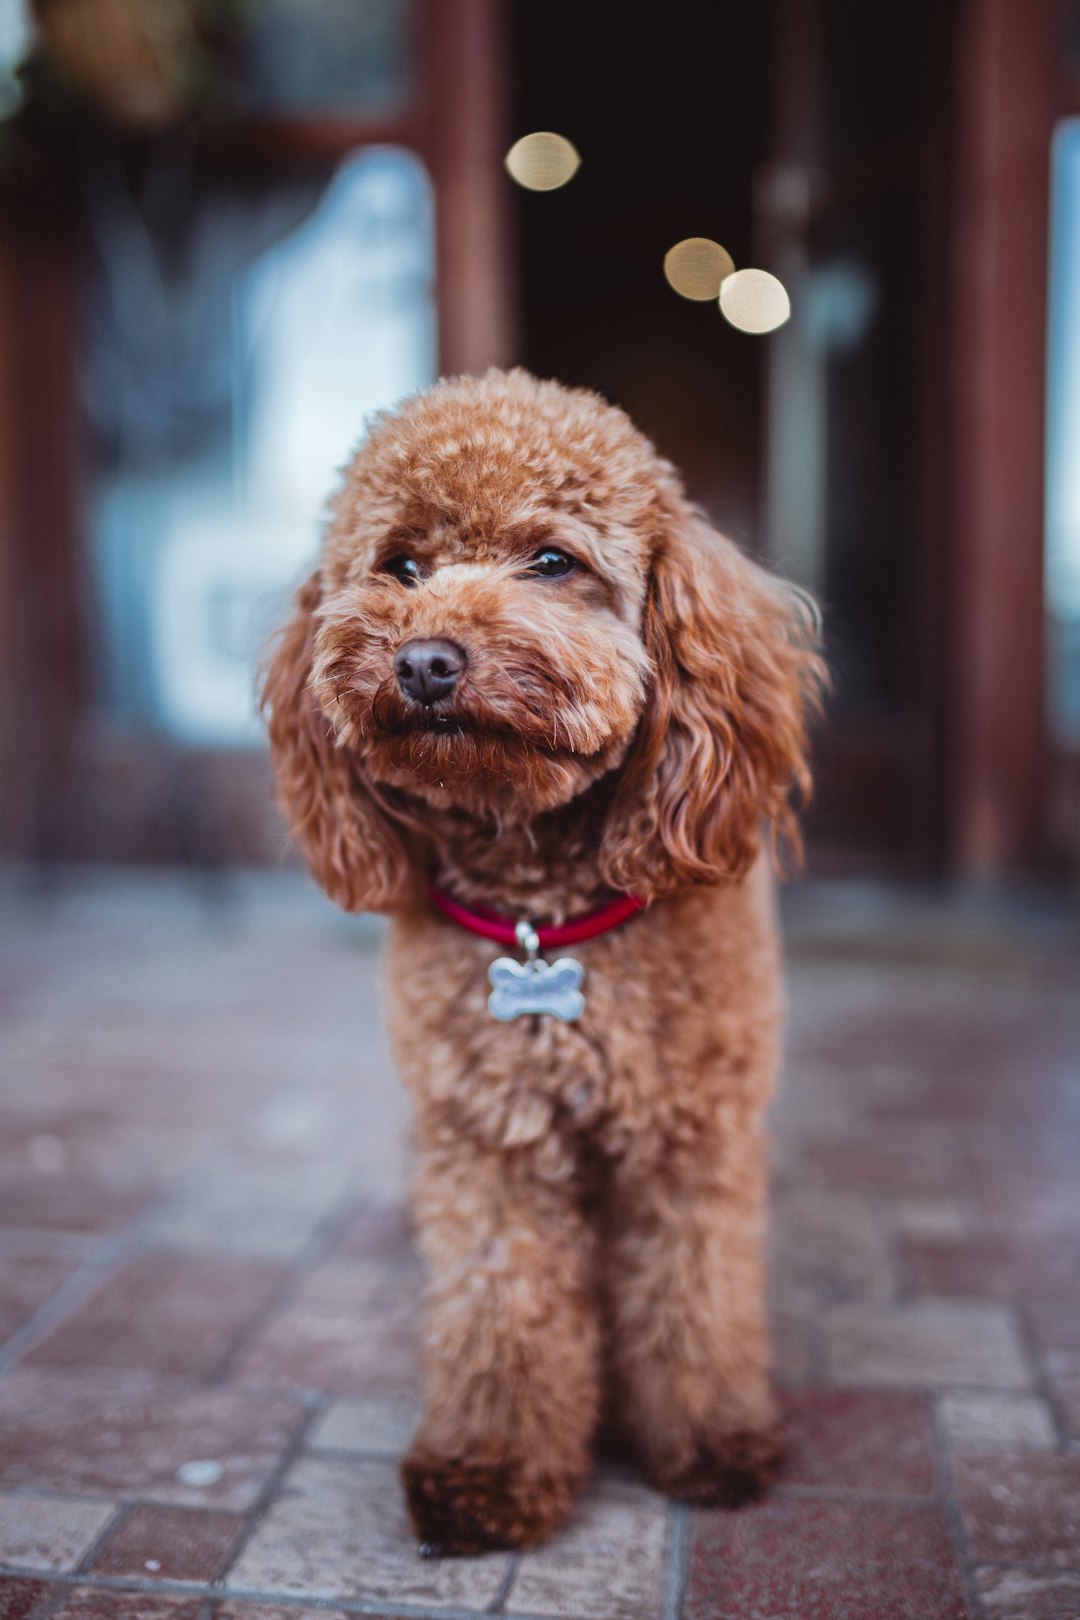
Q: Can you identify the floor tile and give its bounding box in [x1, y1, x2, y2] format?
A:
[684, 1496, 968, 1620]
[823, 1302, 1033, 1389]
[769, 1304, 819, 1387]
[0, 1371, 305, 1510]
[325, 1201, 416, 1264]
[306, 1396, 419, 1457]
[0, 1252, 79, 1344]
[781, 1390, 936, 1494]
[952, 1451, 1080, 1568]
[47, 1594, 206, 1619]
[1025, 1295, 1080, 1352]
[805, 1139, 970, 1201]
[0, 1106, 209, 1189]
[975, 1566, 1080, 1620]
[902, 1231, 1080, 1302]
[971, 1165, 1080, 1238]
[214, 1606, 376, 1620]
[225, 1454, 508, 1607]
[890, 1198, 976, 1241]
[1043, 1348, 1080, 1441]
[0, 1579, 52, 1620]
[770, 1190, 897, 1307]
[0, 1174, 153, 1236]
[4, 872, 1080, 1619]
[508, 1473, 668, 1620]
[213, 1606, 354, 1620]
[25, 1254, 285, 1378]
[0, 1492, 116, 1572]
[938, 1391, 1056, 1449]
[230, 1260, 420, 1396]
[141, 1160, 354, 1260]
[90, 1504, 244, 1581]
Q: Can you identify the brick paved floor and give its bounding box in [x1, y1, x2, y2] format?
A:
[0, 869, 1078, 1620]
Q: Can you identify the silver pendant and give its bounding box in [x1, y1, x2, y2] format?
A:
[487, 920, 585, 1022]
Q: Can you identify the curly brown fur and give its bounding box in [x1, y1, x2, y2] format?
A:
[402, 1450, 582, 1556]
[655, 1424, 786, 1507]
[261, 368, 825, 1553]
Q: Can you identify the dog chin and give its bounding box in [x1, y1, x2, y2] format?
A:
[364, 720, 627, 817]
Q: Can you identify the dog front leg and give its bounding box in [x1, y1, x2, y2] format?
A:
[603, 1130, 783, 1505]
[401, 1135, 600, 1554]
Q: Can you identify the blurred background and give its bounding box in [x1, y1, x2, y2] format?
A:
[0, 0, 1077, 889]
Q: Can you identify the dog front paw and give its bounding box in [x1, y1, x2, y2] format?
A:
[402, 1445, 579, 1554]
[652, 1423, 784, 1508]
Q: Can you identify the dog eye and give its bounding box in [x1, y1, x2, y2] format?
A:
[382, 555, 422, 587]
[528, 548, 578, 579]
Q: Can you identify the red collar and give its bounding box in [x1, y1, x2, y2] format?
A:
[427, 882, 644, 948]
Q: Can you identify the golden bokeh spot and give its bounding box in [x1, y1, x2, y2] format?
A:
[664, 238, 735, 301]
[719, 268, 791, 333]
[505, 132, 581, 192]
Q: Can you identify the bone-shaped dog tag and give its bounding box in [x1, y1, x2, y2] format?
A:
[487, 956, 585, 1022]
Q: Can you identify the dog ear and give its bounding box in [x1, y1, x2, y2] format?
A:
[260, 571, 413, 912]
[600, 506, 826, 902]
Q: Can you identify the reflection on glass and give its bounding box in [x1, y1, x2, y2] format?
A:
[0, 0, 32, 118]
[1048, 120, 1080, 744]
[85, 146, 436, 745]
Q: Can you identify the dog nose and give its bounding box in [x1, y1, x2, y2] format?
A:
[394, 638, 466, 705]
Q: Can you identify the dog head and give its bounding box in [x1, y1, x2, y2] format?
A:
[262, 369, 825, 911]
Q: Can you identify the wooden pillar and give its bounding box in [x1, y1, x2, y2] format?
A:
[0, 220, 82, 858]
[423, 0, 514, 377]
[948, 0, 1055, 876]
[0, 239, 21, 855]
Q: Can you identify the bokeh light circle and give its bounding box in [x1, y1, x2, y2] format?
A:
[505, 132, 581, 191]
[719, 268, 791, 333]
[664, 237, 735, 301]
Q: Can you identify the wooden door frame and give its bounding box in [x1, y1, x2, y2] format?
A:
[946, 0, 1058, 878]
[765, 0, 1065, 879]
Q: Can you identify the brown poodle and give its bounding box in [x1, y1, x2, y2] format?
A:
[262, 367, 825, 1555]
